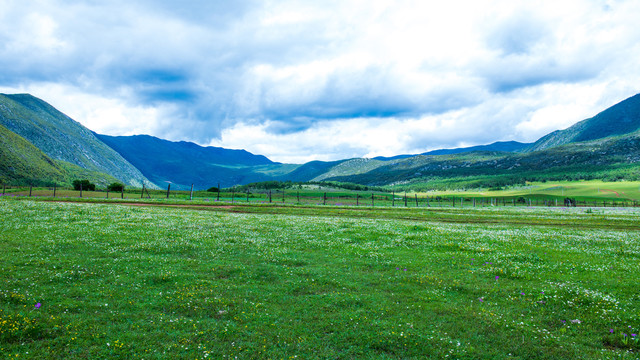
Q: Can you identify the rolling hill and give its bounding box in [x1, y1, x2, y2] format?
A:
[374, 141, 532, 160]
[0, 123, 121, 186]
[528, 93, 640, 152]
[95, 134, 284, 190]
[2, 91, 640, 190]
[0, 94, 150, 187]
[0, 123, 66, 185]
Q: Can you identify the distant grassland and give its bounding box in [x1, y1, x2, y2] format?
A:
[4, 180, 640, 206]
[1, 198, 639, 359]
[430, 180, 640, 201]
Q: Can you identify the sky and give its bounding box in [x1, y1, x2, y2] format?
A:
[1, 0, 640, 163]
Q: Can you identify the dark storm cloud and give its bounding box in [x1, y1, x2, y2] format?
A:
[1, 0, 639, 161]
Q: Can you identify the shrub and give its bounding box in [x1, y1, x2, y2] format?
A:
[107, 182, 124, 192]
[72, 179, 96, 191]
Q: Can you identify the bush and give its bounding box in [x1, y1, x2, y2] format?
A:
[207, 187, 219, 192]
[72, 179, 96, 191]
[107, 182, 124, 192]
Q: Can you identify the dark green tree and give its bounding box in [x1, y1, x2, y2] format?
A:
[72, 179, 96, 191]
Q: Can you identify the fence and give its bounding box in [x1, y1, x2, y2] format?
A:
[1, 184, 638, 209]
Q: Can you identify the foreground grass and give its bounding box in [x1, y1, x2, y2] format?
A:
[0, 199, 639, 359]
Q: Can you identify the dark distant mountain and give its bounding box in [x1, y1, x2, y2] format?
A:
[4, 91, 640, 191]
[374, 141, 531, 161]
[423, 141, 531, 155]
[95, 134, 277, 190]
[325, 134, 640, 188]
[528, 93, 640, 152]
[0, 94, 149, 187]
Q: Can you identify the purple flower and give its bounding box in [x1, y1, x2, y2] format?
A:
[403, 268, 407, 271]
[520, 292, 525, 296]
[478, 298, 484, 302]
[396, 267, 399, 270]
[495, 276, 499, 280]
[610, 329, 614, 334]
[632, 334, 637, 337]
[561, 320, 566, 324]
[35, 303, 41, 309]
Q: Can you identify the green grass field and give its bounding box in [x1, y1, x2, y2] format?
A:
[429, 180, 640, 201]
[1, 198, 639, 359]
[5, 180, 640, 208]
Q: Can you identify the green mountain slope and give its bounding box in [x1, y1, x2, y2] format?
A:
[0, 123, 66, 185]
[0, 94, 150, 187]
[95, 134, 284, 190]
[325, 134, 640, 189]
[0, 124, 120, 186]
[374, 141, 532, 160]
[528, 93, 640, 152]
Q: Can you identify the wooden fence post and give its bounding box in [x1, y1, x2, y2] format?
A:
[356, 194, 359, 206]
[297, 191, 300, 204]
[323, 192, 327, 205]
[190, 184, 194, 201]
[415, 194, 418, 207]
[106, 189, 109, 199]
[392, 191, 395, 207]
[141, 184, 145, 199]
[121, 186, 124, 199]
[404, 192, 407, 207]
[29, 185, 33, 197]
[166, 183, 171, 199]
[217, 183, 220, 201]
[79, 183, 82, 198]
[53, 184, 56, 198]
[269, 190, 272, 203]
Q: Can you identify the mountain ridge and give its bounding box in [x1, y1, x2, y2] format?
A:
[2, 91, 640, 190]
[0, 93, 150, 187]
[527, 93, 640, 152]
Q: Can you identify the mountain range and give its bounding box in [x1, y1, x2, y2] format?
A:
[1, 91, 640, 190]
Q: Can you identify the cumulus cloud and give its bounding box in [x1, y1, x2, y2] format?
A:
[2, 0, 640, 162]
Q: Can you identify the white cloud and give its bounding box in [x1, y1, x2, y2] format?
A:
[2, 0, 640, 162]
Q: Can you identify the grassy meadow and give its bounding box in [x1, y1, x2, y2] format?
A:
[4, 180, 640, 208]
[0, 198, 639, 359]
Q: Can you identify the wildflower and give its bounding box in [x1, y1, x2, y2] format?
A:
[570, 319, 581, 324]
[610, 329, 614, 334]
[478, 298, 484, 302]
[35, 303, 41, 309]
[520, 292, 525, 296]
[632, 334, 637, 337]
[495, 276, 499, 280]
